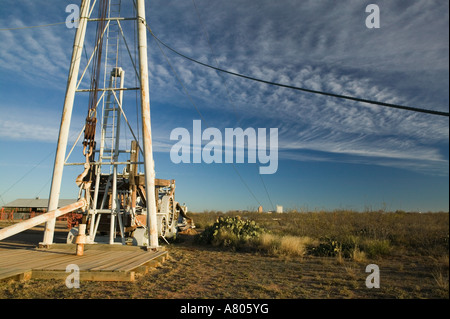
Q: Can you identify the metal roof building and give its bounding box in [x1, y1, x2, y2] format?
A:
[1, 198, 78, 221]
[2, 198, 78, 210]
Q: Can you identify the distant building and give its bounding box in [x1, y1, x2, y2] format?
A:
[1, 198, 77, 220]
[276, 205, 283, 213]
[257, 205, 263, 213]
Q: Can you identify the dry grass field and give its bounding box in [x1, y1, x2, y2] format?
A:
[0, 210, 448, 299]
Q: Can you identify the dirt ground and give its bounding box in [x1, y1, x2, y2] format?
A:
[0, 224, 448, 299]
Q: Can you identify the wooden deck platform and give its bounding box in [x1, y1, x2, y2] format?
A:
[0, 244, 168, 282]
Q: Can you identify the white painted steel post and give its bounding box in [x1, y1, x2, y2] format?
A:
[42, 0, 91, 246]
[136, 0, 159, 248]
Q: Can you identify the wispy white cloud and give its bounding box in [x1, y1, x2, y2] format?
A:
[0, 117, 58, 143]
[0, 0, 448, 177]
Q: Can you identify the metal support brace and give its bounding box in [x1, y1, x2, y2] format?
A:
[137, 0, 159, 248]
[43, 0, 91, 246]
[0, 199, 86, 242]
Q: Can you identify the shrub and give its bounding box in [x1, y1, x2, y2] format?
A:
[350, 246, 367, 263]
[308, 236, 368, 260]
[308, 237, 355, 257]
[279, 236, 315, 257]
[196, 217, 317, 257]
[362, 239, 391, 258]
[256, 233, 316, 257]
[258, 233, 281, 253]
[196, 216, 264, 249]
[190, 211, 448, 258]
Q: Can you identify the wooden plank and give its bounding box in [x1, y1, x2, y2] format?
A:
[155, 178, 171, 187]
[129, 254, 166, 274]
[97, 251, 163, 271]
[136, 175, 171, 186]
[88, 251, 143, 271]
[0, 248, 34, 257]
[32, 270, 135, 282]
[66, 251, 120, 269]
[0, 249, 81, 277]
[34, 250, 116, 270]
[30, 253, 93, 271]
[0, 250, 76, 270]
[19, 270, 33, 281]
[70, 251, 124, 270]
[119, 250, 168, 272]
[31, 250, 134, 272]
[0, 246, 167, 282]
[0, 269, 32, 282]
[32, 250, 145, 272]
[0, 251, 53, 269]
[0, 249, 36, 265]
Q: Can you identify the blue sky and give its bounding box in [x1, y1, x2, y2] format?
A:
[0, 0, 448, 212]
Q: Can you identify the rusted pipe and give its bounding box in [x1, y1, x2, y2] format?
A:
[75, 224, 87, 256]
[0, 199, 86, 241]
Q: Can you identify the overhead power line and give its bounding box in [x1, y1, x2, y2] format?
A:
[0, 21, 69, 31]
[192, 0, 273, 211]
[191, 0, 241, 125]
[3, 18, 447, 117]
[150, 25, 263, 208]
[0, 151, 55, 202]
[145, 26, 449, 118]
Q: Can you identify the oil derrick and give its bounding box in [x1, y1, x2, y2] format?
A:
[39, 0, 192, 249]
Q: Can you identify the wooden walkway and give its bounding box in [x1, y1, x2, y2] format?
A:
[0, 244, 168, 282]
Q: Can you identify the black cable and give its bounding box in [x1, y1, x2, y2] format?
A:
[2, 17, 447, 117]
[191, 0, 241, 125]
[259, 173, 275, 212]
[0, 151, 55, 201]
[0, 21, 68, 31]
[146, 26, 449, 118]
[192, 0, 272, 210]
[149, 24, 263, 208]
[151, 28, 209, 124]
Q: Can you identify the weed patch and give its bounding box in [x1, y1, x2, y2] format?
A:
[195, 216, 264, 250]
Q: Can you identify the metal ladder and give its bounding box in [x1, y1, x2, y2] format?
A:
[100, 0, 123, 170]
[105, 0, 121, 72]
[90, 0, 126, 245]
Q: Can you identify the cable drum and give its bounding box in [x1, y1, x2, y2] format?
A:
[160, 195, 182, 238]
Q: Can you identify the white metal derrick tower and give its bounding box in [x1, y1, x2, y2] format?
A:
[40, 0, 190, 249]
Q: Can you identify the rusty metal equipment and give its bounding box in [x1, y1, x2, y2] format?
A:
[0, 0, 194, 248]
[75, 223, 87, 255]
[61, 0, 194, 247]
[67, 138, 193, 246]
